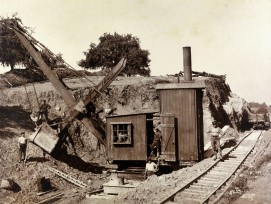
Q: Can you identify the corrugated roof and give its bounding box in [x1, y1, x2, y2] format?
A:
[156, 81, 206, 89]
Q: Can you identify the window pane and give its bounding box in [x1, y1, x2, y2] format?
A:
[111, 123, 132, 144]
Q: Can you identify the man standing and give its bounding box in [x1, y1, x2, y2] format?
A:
[207, 123, 224, 160]
[39, 100, 51, 122]
[18, 132, 27, 163]
[150, 128, 162, 157]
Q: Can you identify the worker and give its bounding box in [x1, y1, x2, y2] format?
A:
[144, 157, 158, 178]
[30, 111, 40, 128]
[39, 100, 51, 122]
[150, 128, 162, 157]
[207, 123, 224, 160]
[18, 132, 27, 163]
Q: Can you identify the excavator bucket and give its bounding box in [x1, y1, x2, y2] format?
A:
[28, 123, 59, 154]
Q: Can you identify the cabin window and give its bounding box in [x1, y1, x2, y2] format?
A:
[111, 122, 132, 144]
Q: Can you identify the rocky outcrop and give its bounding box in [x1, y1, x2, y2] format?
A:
[203, 78, 250, 131]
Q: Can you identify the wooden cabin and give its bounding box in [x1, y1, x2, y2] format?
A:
[106, 47, 206, 167]
[156, 81, 205, 164]
[106, 112, 155, 166]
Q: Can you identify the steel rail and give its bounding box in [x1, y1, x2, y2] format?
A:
[173, 130, 261, 204]
[200, 131, 261, 204]
[212, 129, 271, 204]
[154, 130, 261, 204]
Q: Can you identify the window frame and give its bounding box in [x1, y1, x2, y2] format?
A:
[110, 122, 132, 145]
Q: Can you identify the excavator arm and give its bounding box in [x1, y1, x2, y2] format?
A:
[6, 19, 126, 151]
[58, 58, 126, 146]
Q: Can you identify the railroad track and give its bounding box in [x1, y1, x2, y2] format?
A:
[154, 130, 262, 204]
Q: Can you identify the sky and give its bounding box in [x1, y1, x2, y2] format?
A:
[0, 0, 271, 104]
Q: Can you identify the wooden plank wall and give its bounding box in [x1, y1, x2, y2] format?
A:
[106, 114, 147, 161]
[160, 89, 198, 161]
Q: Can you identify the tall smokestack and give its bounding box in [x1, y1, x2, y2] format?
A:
[183, 47, 192, 81]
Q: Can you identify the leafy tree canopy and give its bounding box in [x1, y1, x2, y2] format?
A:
[0, 15, 65, 72]
[78, 33, 151, 76]
[0, 15, 31, 70]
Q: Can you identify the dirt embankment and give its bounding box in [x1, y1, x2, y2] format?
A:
[0, 73, 250, 203]
[0, 75, 250, 162]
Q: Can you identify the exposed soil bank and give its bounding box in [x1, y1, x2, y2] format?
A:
[0, 75, 252, 203]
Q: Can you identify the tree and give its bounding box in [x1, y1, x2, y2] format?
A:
[0, 16, 31, 70]
[0, 16, 64, 71]
[78, 33, 151, 76]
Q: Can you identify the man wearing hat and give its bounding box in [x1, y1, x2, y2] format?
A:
[39, 100, 51, 122]
[18, 132, 27, 163]
[150, 127, 162, 157]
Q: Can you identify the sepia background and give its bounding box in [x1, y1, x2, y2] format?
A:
[0, 0, 270, 104]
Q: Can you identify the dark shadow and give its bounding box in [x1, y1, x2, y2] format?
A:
[223, 140, 237, 148]
[227, 155, 238, 159]
[158, 165, 173, 175]
[37, 177, 53, 192]
[0, 106, 35, 138]
[11, 182, 21, 193]
[240, 109, 251, 131]
[27, 157, 49, 163]
[208, 99, 231, 127]
[1, 179, 21, 192]
[52, 150, 104, 174]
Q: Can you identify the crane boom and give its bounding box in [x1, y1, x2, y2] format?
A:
[6, 19, 126, 151]
[60, 58, 127, 134]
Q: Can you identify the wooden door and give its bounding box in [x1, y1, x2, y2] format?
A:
[160, 113, 176, 161]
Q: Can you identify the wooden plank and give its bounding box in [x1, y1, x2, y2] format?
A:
[185, 188, 207, 194]
[210, 170, 229, 175]
[205, 174, 225, 178]
[36, 188, 56, 196]
[182, 193, 205, 201]
[160, 113, 175, 117]
[86, 189, 103, 197]
[197, 180, 219, 185]
[200, 176, 223, 182]
[189, 185, 213, 190]
[160, 124, 174, 128]
[37, 193, 63, 204]
[48, 167, 88, 188]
